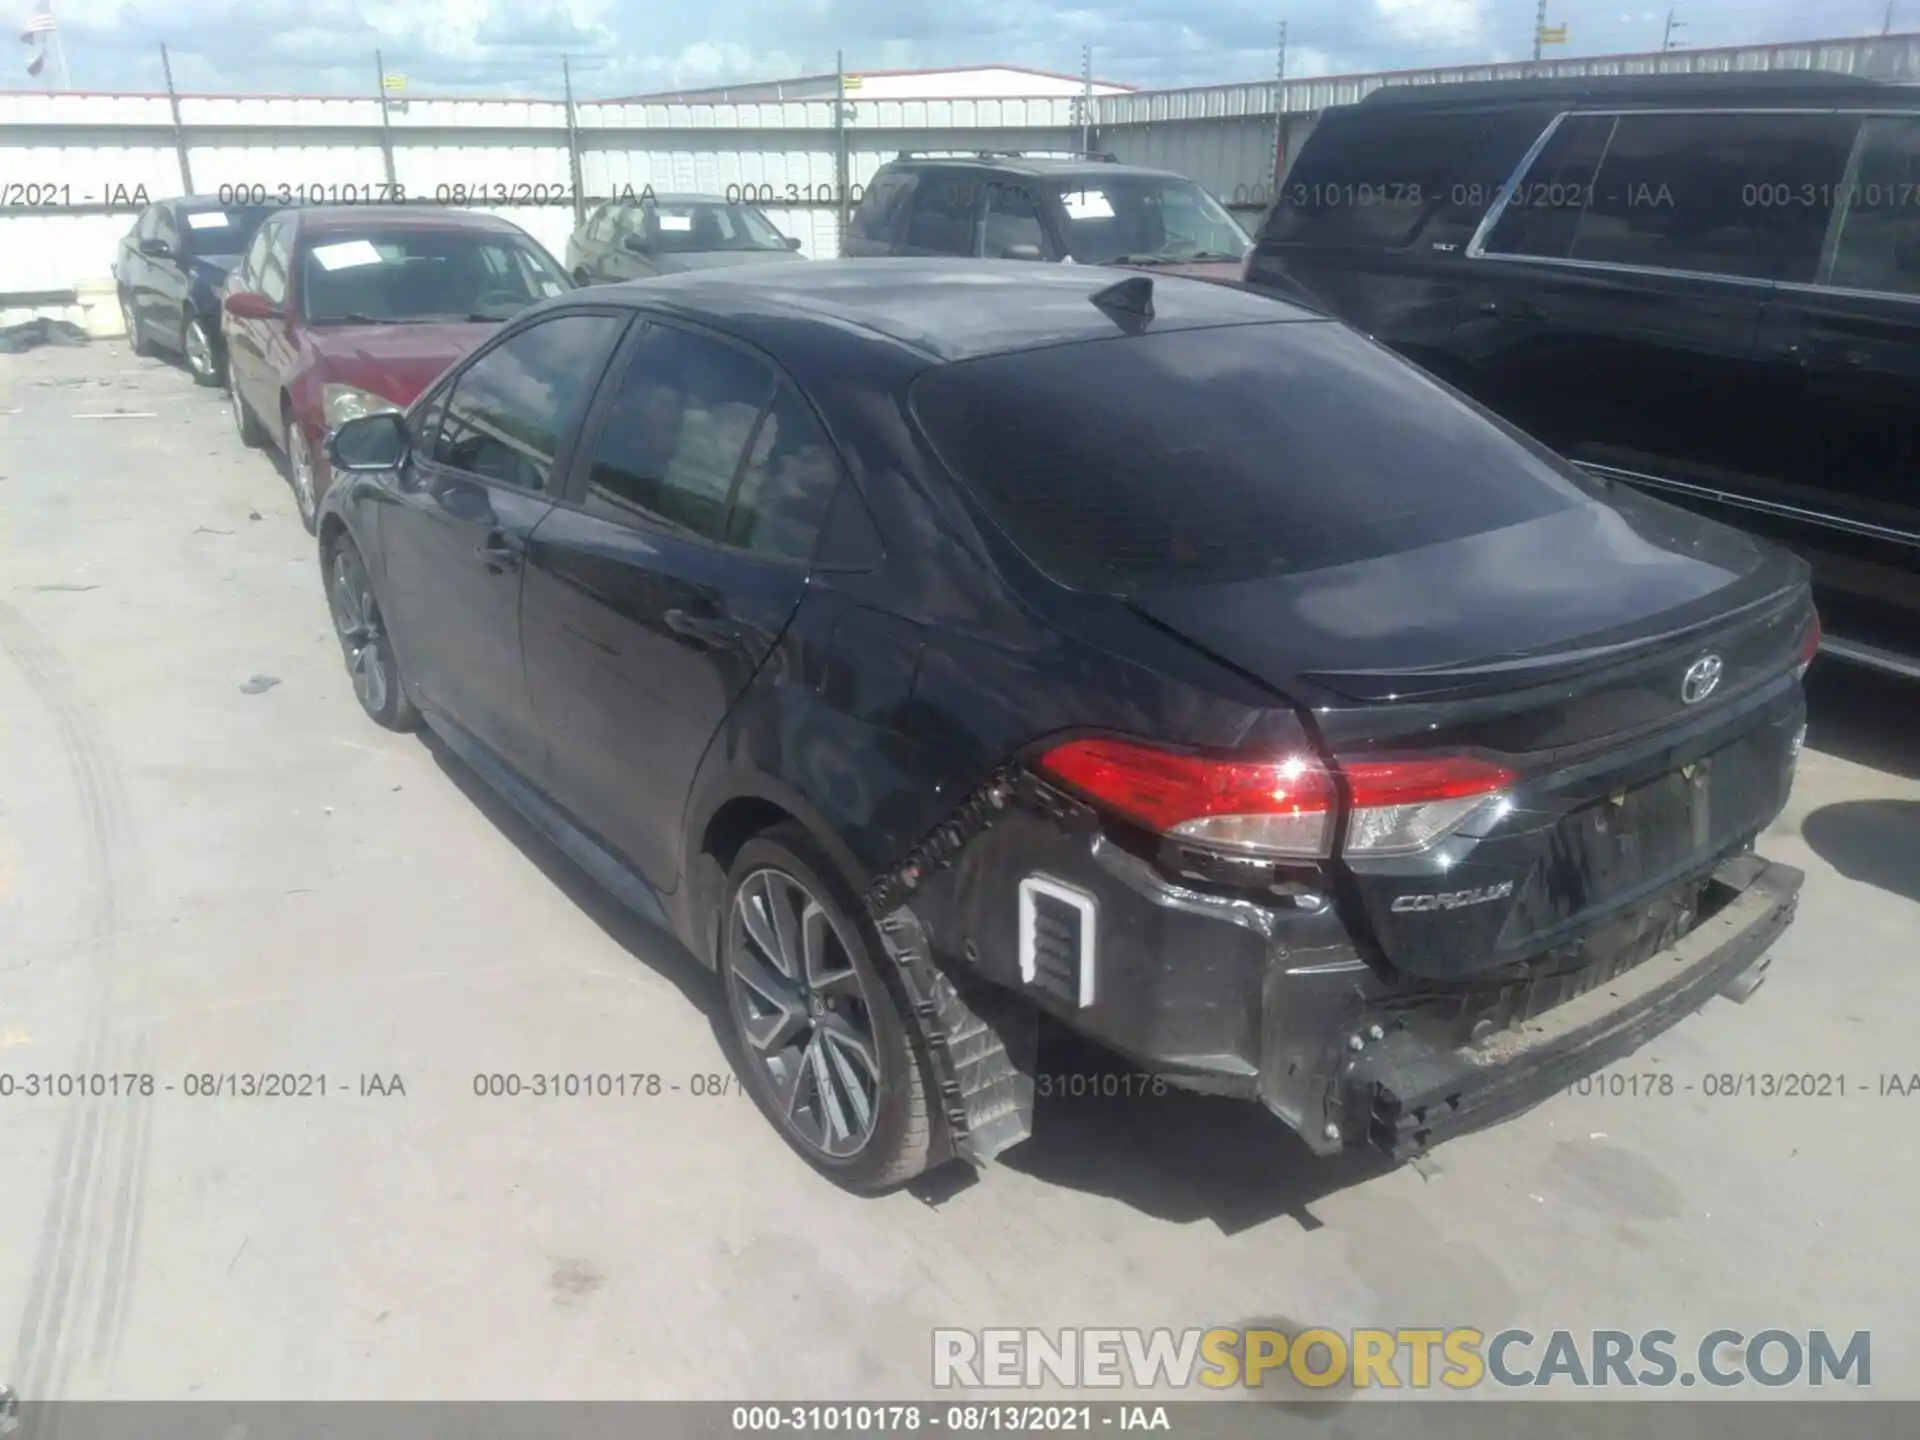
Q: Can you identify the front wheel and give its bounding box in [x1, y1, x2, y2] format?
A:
[721, 825, 938, 1193]
[287, 416, 321, 535]
[325, 536, 420, 732]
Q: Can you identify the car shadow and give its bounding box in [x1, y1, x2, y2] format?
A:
[1804, 657, 1920, 782]
[416, 732, 1393, 1227]
[1800, 799, 1920, 905]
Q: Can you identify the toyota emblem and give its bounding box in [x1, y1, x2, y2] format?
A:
[1681, 654, 1724, 705]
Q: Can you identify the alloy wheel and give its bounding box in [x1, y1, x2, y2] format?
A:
[290, 424, 317, 524]
[728, 868, 882, 1159]
[184, 318, 215, 381]
[328, 550, 390, 716]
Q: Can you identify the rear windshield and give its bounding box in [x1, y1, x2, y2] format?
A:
[179, 205, 278, 258]
[908, 322, 1586, 593]
[1263, 110, 1493, 248]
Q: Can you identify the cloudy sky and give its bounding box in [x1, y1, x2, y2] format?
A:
[23, 0, 1908, 98]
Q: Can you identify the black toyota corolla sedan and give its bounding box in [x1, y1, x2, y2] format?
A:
[317, 259, 1816, 1192]
[113, 196, 281, 385]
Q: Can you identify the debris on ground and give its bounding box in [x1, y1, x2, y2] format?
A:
[0, 318, 90, 354]
[240, 674, 281, 694]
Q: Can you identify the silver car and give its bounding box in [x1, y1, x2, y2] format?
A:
[565, 193, 807, 285]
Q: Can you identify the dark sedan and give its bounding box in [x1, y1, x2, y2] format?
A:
[112, 197, 279, 385]
[317, 260, 1814, 1192]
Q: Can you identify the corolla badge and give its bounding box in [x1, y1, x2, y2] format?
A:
[1681, 654, 1724, 706]
[1391, 881, 1514, 913]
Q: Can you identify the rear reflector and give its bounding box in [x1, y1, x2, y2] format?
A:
[1795, 611, 1822, 680]
[1034, 739, 1517, 861]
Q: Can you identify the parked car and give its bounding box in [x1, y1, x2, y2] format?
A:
[1245, 71, 1920, 680]
[565, 194, 807, 285]
[316, 258, 1814, 1191]
[846, 153, 1250, 278]
[112, 197, 280, 385]
[221, 205, 571, 532]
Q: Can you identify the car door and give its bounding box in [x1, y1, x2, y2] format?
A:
[1754, 112, 1920, 639]
[253, 222, 299, 436]
[224, 216, 283, 416]
[521, 318, 845, 888]
[118, 205, 155, 330]
[136, 206, 183, 339]
[980, 180, 1051, 260]
[377, 309, 632, 783]
[1456, 109, 1856, 497]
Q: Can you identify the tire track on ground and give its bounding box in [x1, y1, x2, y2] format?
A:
[1, 599, 151, 1403]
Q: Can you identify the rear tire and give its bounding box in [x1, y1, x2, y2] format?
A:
[324, 534, 420, 732]
[720, 824, 938, 1193]
[120, 290, 152, 357]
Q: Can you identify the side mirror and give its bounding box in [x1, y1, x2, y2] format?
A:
[138, 238, 174, 259]
[223, 291, 280, 321]
[1002, 243, 1045, 262]
[327, 412, 411, 473]
[621, 233, 652, 255]
[783, 235, 803, 251]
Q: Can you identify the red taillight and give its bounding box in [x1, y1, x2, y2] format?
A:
[1035, 739, 1516, 860]
[1796, 611, 1822, 679]
[1340, 756, 1518, 856]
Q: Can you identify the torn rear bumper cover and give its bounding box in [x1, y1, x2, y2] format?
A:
[867, 771, 1802, 1165]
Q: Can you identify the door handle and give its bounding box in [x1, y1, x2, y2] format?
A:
[664, 609, 744, 647]
[474, 530, 524, 572]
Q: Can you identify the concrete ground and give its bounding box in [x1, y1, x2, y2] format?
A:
[2, 342, 1916, 1405]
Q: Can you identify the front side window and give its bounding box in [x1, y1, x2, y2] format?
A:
[902, 175, 980, 255]
[1481, 114, 1616, 260]
[431, 313, 628, 491]
[238, 220, 275, 288]
[259, 223, 291, 305]
[1825, 117, 1920, 297]
[1562, 112, 1860, 281]
[299, 229, 571, 324]
[1048, 176, 1249, 265]
[580, 324, 777, 536]
[981, 183, 1047, 259]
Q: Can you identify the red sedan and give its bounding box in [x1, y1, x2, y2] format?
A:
[222, 205, 572, 530]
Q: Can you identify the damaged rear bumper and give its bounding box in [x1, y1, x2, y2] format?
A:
[867, 774, 1802, 1165]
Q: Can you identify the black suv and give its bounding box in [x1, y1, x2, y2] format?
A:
[847, 153, 1251, 279]
[1245, 72, 1920, 678]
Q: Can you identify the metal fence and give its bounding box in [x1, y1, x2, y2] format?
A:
[1, 32, 1915, 315]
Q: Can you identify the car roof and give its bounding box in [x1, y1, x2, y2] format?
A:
[559, 257, 1321, 365]
[171, 195, 276, 213]
[1351, 70, 1890, 111]
[882, 155, 1187, 184]
[290, 205, 529, 237]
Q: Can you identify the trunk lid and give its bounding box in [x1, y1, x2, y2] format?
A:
[1127, 491, 1814, 981]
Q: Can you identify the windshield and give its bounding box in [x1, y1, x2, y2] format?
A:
[298, 231, 571, 324]
[1047, 177, 1250, 266]
[627, 202, 792, 253]
[178, 205, 278, 259]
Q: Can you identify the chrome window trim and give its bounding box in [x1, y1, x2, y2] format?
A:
[1774, 278, 1920, 305]
[1463, 249, 1777, 291]
[1463, 110, 1572, 257]
[1576, 460, 1920, 548]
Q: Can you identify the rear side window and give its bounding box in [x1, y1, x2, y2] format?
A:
[1825, 117, 1920, 296]
[909, 323, 1585, 593]
[902, 175, 979, 255]
[1500, 111, 1861, 282]
[1265, 111, 1493, 248]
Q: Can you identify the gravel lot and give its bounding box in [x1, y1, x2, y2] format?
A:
[3, 342, 1917, 1403]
